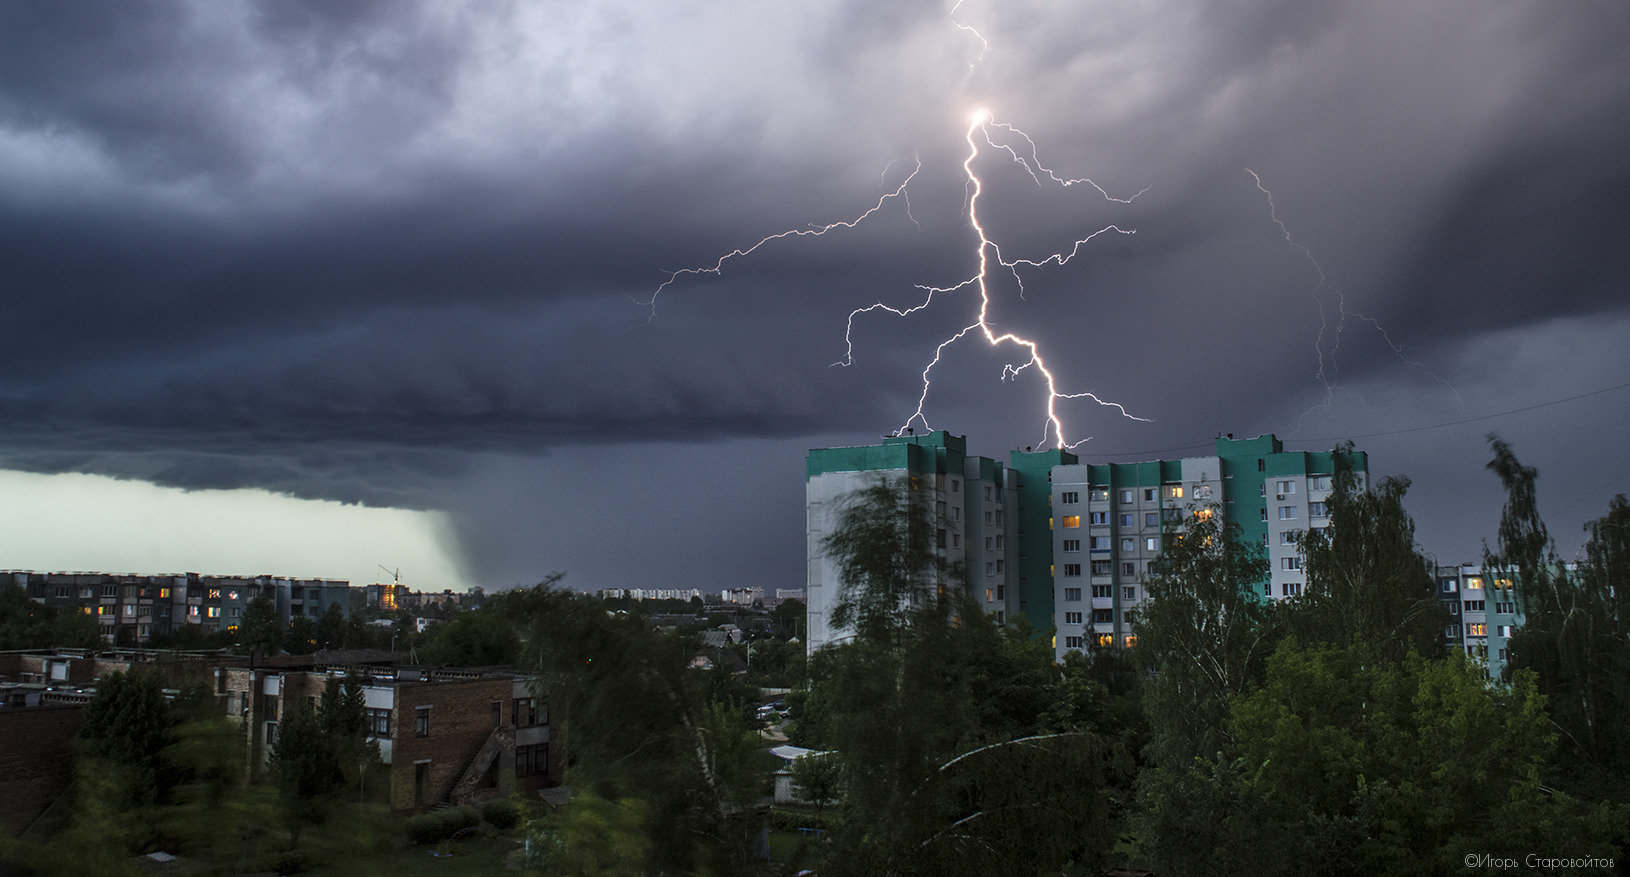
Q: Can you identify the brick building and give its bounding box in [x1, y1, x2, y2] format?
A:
[0, 703, 85, 836]
[221, 662, 560, 811]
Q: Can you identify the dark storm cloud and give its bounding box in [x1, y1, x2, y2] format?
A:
[2, 0, 1628, 586]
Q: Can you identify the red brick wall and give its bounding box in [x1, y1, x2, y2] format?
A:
[387, 678, 511, 812]
[0, 705, 85, 835]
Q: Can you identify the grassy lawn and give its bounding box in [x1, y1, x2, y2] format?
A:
[303, 832, 524, 876]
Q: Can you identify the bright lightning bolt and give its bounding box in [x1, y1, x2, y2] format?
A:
[640, 161, 922, 322]
[844, 109, 1149, 451]
[1246, 169, 1465, 424]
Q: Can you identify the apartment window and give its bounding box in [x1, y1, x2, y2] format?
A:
[1448, 602, 1459, 615]
[1060, 491, 1079, 504]
[1498, 648, 1508, 662]
[1061, 515, 1081, 528]
[1119, 513, 1133, 527]
[206, 606, 220, 618]
[1276, 480, 1296, 495]
[1062, 539, 1080, 552]
[1440, 579, 1457, 593]
[1092, 608, 1113, 624]
[1195, 484, 1213, 499]
[1090, 487, 1109, 501]
[1143, 488, 1156, 502]
[208, 588, 221, 599]
[984, 511, 992, 525]
[1261, 508, 1269, 522]
[1281, 557, 1302, 571]
[1064, 588, 1082, 601]
[1281, 583, 1303, 597]
[1064, 611, 1083, 624]
[1495, 602, 1515, 614]
[1467, 623, 1486, 637]
[1496, 625, 1512, 638]
[994, 611, 1005, 624]
[265, 722, 278, 747]
[1095, 633, 1115, 648]
[937, 529, 946, 549]
[513, 697, 541, 727]
[1278, 506, 1298, 520]
[1090, 536, 1111, 550]
[994, 510, 1003, 525]
[517, 743, 549, 777]
[1089, 512, 1108, 526]
[937, 501, 947, 517]
[1257, 459, 1266, 472]
[1123, 586, 1137, 601]
[951, 479, 960, 493]
[1144, 512, 1158, 527]
[994, 535, 1003, 548]
[951, 533, 960, 548]
[1145, 536, 1160, 551]
[1463, 600, 1485, 612]
[985, 485, 992, 501]
[1064, 636, 1084, 649]
[1119, 489, 1134, 504]
[1120, 538, 1135, 551]
[1308, 502, 1328, 518]
[1165, 485, 1183, 499]
[985, 588, 995, 603]
[1092, 584, 1112, 598]
[995, 560, 1004, 573]
[1466, 577, 1483, 589]
[1120, 562, 1136, 577]
[1090, 561, 1112, 576]
[985, 536, 994, 550]
[996, 585, 1005, 599]
[366, 708, 392, 738]
[1063, 564, 1082, 577]
[1310, 476, 1330, 490]
[952, 507, 960, 521]
[416, 706, 431, 737]
[985, 562, 994, 575]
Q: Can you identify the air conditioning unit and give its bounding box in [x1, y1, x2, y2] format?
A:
[1276, 494, 1285, 500]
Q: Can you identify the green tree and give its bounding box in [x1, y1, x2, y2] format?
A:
[823, 475, 946, 646]
[1489, 437, 1630, 799]
[506, 576, 766, 873]
[1284, 466, 1445, 663]
[1131, 505, 1273, 767]
[238, 595, 282, 658]
[286, 614, 318, 654]
[79, 667, 174, 808]
[423, 608, 521, 666]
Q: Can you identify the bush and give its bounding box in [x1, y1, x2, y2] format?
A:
[482, 797, 520, 830]
[404, 806, 482, 845]
[261, 849, 312, 874]
[767, 808, 838, 832]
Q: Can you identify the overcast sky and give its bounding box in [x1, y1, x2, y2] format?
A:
[1, 1, 1626, 594]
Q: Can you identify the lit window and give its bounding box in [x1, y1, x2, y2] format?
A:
[1145, 537, 1159, 551]
[1094, 634, 1114, 648]
[1061, 515, 1081, 528]
[1467, 623, 1486, 637]
[206, 606, 220, 618]
[1123, 635, 1137, 648]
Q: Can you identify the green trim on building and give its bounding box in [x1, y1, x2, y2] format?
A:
[1009, 448, 1078, 633]
[806, 431, 972, 480]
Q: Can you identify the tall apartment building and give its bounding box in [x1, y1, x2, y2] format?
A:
[1048, 434, 1366, 660]
[4, 571, 351, 644]
[805, 432, 1368, 660]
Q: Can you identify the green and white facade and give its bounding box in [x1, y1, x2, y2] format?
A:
[1047, 434, 1367, 660]
[806, 431, 1370, 660]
